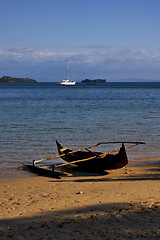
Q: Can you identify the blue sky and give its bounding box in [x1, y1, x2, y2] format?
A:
[0, 0, 160, 81]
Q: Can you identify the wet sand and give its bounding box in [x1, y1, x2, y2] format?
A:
[0, 163, 160, 239]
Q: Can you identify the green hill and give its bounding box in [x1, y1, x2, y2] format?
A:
[0, 76, 37, 83]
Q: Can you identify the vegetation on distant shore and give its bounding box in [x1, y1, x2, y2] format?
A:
[81, 79, 106, 83]
[0, 76, 37, 83]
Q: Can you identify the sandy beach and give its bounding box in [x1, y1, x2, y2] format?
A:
[0, 163, 160, 240]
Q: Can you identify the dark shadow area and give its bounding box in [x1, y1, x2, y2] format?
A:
[20, 164, 110, 179]
[0, 202, 159, 240]
[149, 167, 160, 173]
[49, 164, 160, 183]
[18, 163, 160, 183]
[60, 166, 110, 177]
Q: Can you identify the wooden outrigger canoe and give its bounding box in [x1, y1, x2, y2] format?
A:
[56, 140, 128, 171]
[25, 141, 145, 178]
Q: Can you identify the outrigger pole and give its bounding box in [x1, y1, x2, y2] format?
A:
[33, 141, 145, 165]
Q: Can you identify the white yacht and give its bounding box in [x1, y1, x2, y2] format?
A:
[59, 79, 76, 85]
[58, 57, 76, 86]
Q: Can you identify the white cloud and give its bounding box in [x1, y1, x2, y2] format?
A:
[0, 47, 78, 62]
[0, 46, 159, 80]
[0, 46, 159, 64]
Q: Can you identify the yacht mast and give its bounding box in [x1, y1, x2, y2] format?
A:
[67, 57, 69, 80]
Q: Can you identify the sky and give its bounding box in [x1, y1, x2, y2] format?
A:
[0, 0, 160, 82]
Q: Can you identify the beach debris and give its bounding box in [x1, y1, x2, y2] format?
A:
[76, 191, 83, 195]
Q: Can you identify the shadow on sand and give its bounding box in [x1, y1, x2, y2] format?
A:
[21, 161, 160, 183]
[0, 202, 159, 240]
[1, 164, 160, 239]
[48, 164, 160, 183]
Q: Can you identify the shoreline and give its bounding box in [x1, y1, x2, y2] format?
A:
[0, 162, 160, 239]
[0, 155, 160, 182]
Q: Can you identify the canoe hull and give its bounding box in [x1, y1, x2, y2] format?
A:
[56, 141, 128, 171]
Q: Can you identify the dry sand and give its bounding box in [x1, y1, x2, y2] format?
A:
[0, 163, 160, 240]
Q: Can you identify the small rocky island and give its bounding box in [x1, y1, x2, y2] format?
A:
[0, 76, 37, 83]
[81, 79, 106, 84]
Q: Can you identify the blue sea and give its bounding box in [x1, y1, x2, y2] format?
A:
[0, 82, 160, 176]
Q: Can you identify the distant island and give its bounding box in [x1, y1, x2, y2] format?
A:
[81, 79, 106, 83]
[0, 76, 37, 83]
[107, 78, 160, 82]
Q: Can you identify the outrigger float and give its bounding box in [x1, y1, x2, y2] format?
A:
[25, 141, 145, 178]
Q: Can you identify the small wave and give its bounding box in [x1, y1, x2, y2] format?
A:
[129, 157, 160, 166]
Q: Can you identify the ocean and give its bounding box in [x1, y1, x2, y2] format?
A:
[0, 82, 160, 174]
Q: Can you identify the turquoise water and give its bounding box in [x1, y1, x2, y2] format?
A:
[0, 82, 160, 170]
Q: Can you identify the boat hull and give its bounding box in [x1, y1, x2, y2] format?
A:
[59, 82, 76, 85]
[56, 141, 128, 171]
[58, 79, 76, 85]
